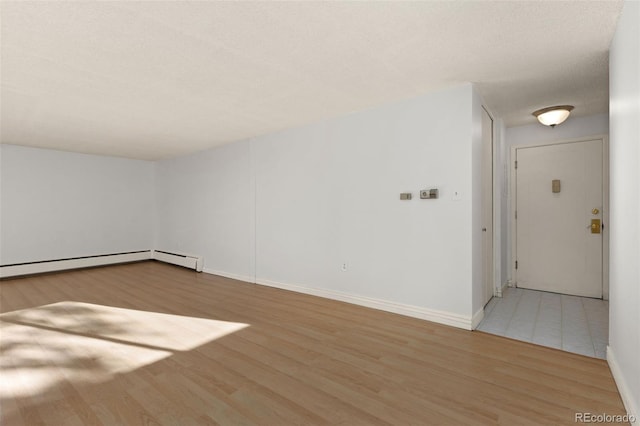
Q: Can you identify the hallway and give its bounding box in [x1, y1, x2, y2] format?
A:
[478, 288, 608, 359]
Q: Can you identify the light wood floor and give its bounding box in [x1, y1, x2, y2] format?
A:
[0, 261, 626, 425]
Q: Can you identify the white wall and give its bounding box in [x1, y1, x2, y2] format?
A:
[155, 141, 255, 280]
[255, 84, 476, 316]
[501, 113, 609, 283]
[608, 0, 640, 418]
[156, 84, 482, 324]
[505, 113, 609, 147]
[0, 145, 155, 265]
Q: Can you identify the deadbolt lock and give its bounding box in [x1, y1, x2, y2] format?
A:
[591, 219, 601, 234]
[592, 208, 600, 215]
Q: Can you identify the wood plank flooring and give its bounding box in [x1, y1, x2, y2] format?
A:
[0, 261, 627, 425]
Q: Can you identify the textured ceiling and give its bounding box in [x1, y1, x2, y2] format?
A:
[0, 1, 623, 160]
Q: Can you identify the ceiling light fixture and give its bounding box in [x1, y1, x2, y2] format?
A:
[532, 105, 574, 127]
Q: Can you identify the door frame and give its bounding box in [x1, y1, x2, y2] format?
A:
[481, 106, 495, 304]
[509, 135, 609, 299]
[481, 106, 501, 302]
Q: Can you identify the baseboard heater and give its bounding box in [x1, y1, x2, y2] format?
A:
[0, 250, 153, 279]
[152, 250, 203, 272]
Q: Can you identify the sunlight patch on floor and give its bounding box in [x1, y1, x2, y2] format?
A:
[0, 301, 249, 400]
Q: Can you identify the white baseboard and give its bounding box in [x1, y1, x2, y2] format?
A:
[471, 307, 485, 330]
[254, 277, 476, 330]
[152, 250, 203, 272]
[202, 268, 254, 283]
[0, 250, 152, 278]
[607, 346, 639, 423]
[1, 248, 206, 278]
[496, 281, 509, 297]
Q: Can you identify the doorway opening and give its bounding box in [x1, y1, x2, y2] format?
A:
[479, 136, 609, 358]
[513, 138, 607, 298]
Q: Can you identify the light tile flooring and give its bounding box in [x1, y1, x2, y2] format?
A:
[477, 287, 608, 359]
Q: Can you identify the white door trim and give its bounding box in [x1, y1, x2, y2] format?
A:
[481, 106, 495, 303]
[509, 135, 609, 299]
[482, 106, 501, 300]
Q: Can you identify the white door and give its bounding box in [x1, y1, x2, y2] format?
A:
[515, 139, 603, 298]
[482, 108, 494, 305]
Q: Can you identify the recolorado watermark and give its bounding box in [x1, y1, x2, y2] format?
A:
[575, 412, 636, 423]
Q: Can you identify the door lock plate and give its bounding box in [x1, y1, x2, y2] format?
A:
[591, 219, 601, 234]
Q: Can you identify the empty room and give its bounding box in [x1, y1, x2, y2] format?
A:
[1, 1, 638, 425]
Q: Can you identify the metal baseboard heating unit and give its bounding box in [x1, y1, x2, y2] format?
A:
[152, 250, 203, 272]
[0, 250, 153, 279]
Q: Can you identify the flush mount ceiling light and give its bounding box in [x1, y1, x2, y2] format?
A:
[532, 105, 574, 127]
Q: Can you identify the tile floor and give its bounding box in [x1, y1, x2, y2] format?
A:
[477, 287, 608, 359]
